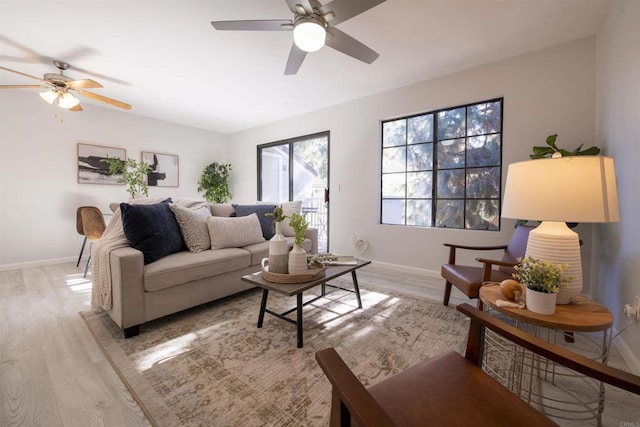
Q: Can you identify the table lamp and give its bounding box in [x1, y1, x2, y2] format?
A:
[502, 155, 619, 304]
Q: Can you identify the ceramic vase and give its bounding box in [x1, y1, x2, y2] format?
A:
[526, 287, 557, 315]
[268, 222, 288, 274]
[288, 244, 307, 275]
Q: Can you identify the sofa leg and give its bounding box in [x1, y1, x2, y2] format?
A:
[123, 325, 140, 338]
[443, 281, 452, 306]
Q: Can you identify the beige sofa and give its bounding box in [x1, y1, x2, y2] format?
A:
[105, 203, 318, 337]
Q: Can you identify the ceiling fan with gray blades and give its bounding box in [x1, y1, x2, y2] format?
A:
[211, 0, 386, 75]
[0, 60, 131, 111]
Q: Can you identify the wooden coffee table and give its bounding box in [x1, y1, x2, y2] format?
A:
[241, 259, 371, 348]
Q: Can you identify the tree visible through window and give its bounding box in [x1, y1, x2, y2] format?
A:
[381, 98, 503, 230]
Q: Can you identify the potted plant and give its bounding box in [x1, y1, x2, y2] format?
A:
[103, 157, 152, 199]
[198, 162, 232, 203]
[288, 212, 309, 275]
[512, 256, 570, 315]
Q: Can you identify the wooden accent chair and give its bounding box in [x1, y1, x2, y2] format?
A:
[316, 303, 640, 427]
[441, 225, 534, 307]
[75, 207, 88, 268]
[79, 206, 106, 277]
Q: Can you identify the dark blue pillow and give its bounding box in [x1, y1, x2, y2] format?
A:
[232, 204, 277, 240]
[120, 199, 186, 264]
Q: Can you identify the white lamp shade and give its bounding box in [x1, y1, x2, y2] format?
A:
[293, 19, 326, 52]
[502, 156, 620, 223]
[39, 90, 59, 104]
[58, 92, 80, 109]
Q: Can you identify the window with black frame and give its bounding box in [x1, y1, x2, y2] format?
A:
[381, 98, 503, 230]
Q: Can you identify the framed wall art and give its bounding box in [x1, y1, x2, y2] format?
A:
[142, 151, 179, 187]
[77, 142, 126, 184]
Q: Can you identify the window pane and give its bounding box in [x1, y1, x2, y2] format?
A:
[407, 172, 432, 198]
[382, 173, 405, 198]
[382, 119, 406, 147]
[467, 134, 501, 167]
[436, 200, 463, 228]
[467, 101, 501, 136]
[382, 146, 406, 173]
[407, 199, 432, 226]
[382, 199, 405, 224]
[260, 145, 289, 202]
[437, 138, 465, 168]
[466, 167, 500, 199]
[437, 107, 466, 140]
[407, 114, 433, 144]
[437, 169, 465, 198]
[466, 200, 499, 230]
[407, 143, 433, 171]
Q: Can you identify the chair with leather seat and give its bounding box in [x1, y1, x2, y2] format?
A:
[441, 224, 534, 307]
[79, 206, 106, 277]
[315, 303, 640, 427]
[75, 207, 88, 267]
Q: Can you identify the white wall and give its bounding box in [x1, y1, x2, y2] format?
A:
[227, 37, 597, 278]
[594, 0, 640, 373]
[0, 90, 227, 267]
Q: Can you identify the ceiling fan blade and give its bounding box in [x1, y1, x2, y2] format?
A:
[325, 28, 379, 64]
[320, 0, 386, 26]
[284, 43, 307, 75]
[66, 79, 103, 89]
[76, 90, 131, 110]
[0, 66, 47, 83]
[0, 84, 47, 89]
[285, 0, 314, 15]
[211, 19, 293, 31]
[69, 103, 83, 112]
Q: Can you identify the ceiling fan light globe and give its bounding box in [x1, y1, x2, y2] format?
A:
[39, 90, 58, 104]
[293, 20, 326, 52]
[58, 92, 80, 109]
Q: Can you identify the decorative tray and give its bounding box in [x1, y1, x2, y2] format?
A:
[261, 266, 326, 284]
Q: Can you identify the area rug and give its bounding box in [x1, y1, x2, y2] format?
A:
[81, 278, 469, 426]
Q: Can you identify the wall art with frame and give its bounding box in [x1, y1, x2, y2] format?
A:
[142, 151, 179, 187]
[77, 142, 126, 184]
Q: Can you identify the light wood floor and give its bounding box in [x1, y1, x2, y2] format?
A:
[1, 262, 637, 426]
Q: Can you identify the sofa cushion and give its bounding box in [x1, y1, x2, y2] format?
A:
[207, 213, 265, 249]
[120, 199, 186, 265]
[144, 248, 251, 292]
[209, 203, 235, 217]
[169, 203, 211, 253]
[233, 204, 277, 240]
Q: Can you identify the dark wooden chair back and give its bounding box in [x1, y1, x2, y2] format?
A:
[316, 303, 640, 427]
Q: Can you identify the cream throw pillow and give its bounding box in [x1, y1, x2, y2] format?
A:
[169, 203, 211, 253]
[207, 213, 265, 249]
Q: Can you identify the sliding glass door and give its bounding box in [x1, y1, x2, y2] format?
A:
[258, 132, 329, 252]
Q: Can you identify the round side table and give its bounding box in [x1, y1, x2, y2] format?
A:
[479, 284, 613, 426]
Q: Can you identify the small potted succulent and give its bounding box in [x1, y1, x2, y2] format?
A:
[513, 256, 570, 315]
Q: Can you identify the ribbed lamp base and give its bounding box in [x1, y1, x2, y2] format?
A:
[525, 221, 583, 305]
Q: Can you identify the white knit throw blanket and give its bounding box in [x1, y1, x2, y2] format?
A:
[91, 209, 128, 311]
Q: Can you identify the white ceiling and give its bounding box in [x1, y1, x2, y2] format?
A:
[0, 0, 610, 135]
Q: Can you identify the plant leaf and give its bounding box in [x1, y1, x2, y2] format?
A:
[545, 134, 558, 149]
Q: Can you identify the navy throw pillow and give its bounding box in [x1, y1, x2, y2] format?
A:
[120, 199, 186, 264]
[232, 204, 277, 240]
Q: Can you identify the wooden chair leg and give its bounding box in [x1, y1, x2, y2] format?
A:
[443, 281, 452, 306]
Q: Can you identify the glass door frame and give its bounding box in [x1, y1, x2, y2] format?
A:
[257, 131, 330, 252]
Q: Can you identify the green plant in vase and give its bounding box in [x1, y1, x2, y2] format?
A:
[198, 162, 232, 203]
[289, 212, 309, 247]
[288, 212, 309, 275]
[513, 256, 571, 315]
[103, 157, 152, 199]
[265, 205, 287, 234]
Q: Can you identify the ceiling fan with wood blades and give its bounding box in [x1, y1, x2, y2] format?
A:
[211, 0, 386, 75]
[0, 60, 131, 112]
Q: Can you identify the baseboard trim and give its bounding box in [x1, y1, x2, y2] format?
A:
[613, 328, 640, 375]
[0, 256, 78, 272]
[365, 260, 442, 282]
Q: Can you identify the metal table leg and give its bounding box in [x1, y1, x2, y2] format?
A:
[258, 289, 269, 328]
[297, 293, 303, 348]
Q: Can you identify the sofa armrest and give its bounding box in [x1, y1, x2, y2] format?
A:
[108, 247, 146, 330]
[305, 227, 319, 254]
